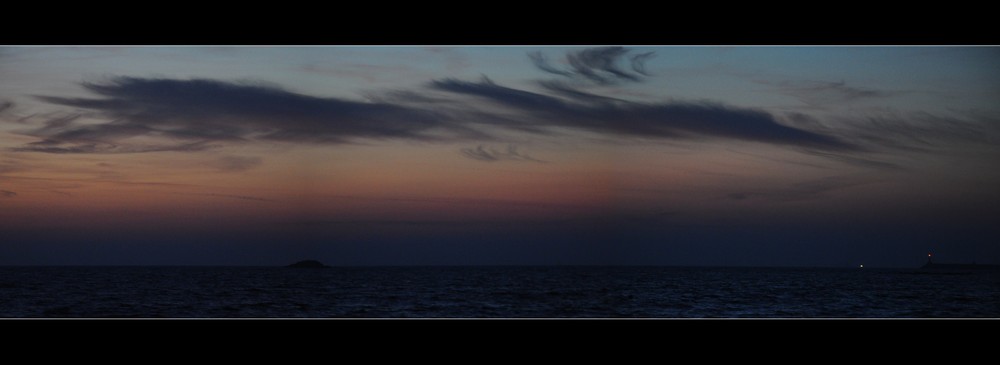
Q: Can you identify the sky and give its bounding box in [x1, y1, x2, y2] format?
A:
[0, 46, 998, 267]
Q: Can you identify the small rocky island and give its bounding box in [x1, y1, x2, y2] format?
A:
[286, 260, 330, 268]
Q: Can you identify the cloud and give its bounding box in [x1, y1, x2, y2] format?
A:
[528, 52, 572, 76]
[0, 175, 205, 189]
[299, 64, 426, 84]
[528, 47, 653, 85]
[537, 80, 627, 104]
[630, 52, 656, 76]
[197, 193, 269, 202]
[20, 55, 857, 155]
[798, 149, 905, 171]
[421, 47, 471, 72]
[13, 141, 215, 154]
[737, 109, 998, 167]
[726, 148, 832, 170]
[327, 194, 594, 211]
[727, 192, 749, 200]
[207, 155, 263, 172]
[24, 77, 480, 154]
[460, 144, 545, 163]
[805, 81, 892, 100]
[294, 209, 679, 229]
[791, 176, 873, 195]
[1, 190, 16, 197]
[839, 112, 994, 152]
[821, 82, 891, 100]
[291, 219, 528, 227]
[0, 100, 12, 115]
[727, 176, 877, 202]
[432, 77, 856, 150]
[165, 192, 269, 202]
[364, 89, 457, 105]
[762, 80, 899, 106]
[0, 159, 30, 175]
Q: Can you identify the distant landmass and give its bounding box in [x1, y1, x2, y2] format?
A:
[286, 260, 329, 268]
[919, 256, 1000, 273]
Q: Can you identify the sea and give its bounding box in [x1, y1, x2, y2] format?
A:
[0, 266, 997, 318]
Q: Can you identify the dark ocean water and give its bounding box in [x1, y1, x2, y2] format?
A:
[0, 266, 997, 318]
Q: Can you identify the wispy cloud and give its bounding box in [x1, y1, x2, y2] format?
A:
[291, 219, 529, 227]
[292, 209, 680, 228]
[432, 77, 856, 151]
[299, 64, 426, 84]
[460, 144, 546, 163]
[529, 47, 653, 85]
[838, 112, 994, 152]
[327, 194, 596, 211]
[207, 155, 263, 172]
[0, 175, 207, 189]
[14, 141, 216, 154]
[24, 77, 481, 154]
[629, 52, 656, 76]
[798, 149, 905, 171]
[193, 193, 269, 202]
[161, 191, 270, 202]
[0, 159, 30, 175]
[727, 175, 877, 202]
[19, 74, 858, 155]
[762, 80, 900, 107]
[17, 48, 866, 156]
[1, 190, 16, 197]
[422, 47, 471, 72]
[537, 80, 627, 104]
[726, 148, 832, 170]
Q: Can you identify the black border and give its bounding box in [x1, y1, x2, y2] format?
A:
[7, 319, 997, 351]
[3, 10, 997, 45]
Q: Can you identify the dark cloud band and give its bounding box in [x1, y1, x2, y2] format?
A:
[16, 48, 856, 155]
[460, 144, 545, 163]
[25, 77, 478, 153]
[529, 47, 653, 85]
[432, 78, 856, 150]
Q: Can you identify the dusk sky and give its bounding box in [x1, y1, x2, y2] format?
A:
[1, 46, 998, 267]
